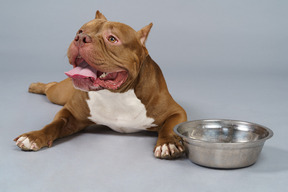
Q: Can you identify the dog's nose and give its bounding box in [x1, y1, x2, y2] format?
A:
[74, 32, 92, 47]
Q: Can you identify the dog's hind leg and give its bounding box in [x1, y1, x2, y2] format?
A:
[29, 78, 75, 106]
[29, 82, 57, 95]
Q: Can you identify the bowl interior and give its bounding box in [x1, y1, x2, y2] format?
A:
[176, 120, 273, 143]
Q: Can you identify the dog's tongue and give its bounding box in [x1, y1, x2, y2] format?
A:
[65, 62, 97, 80]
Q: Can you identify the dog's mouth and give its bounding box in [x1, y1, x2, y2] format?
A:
[65, 58, 128, 91]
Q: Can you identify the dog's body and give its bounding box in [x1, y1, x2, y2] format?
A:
[14, 11, 187, 159]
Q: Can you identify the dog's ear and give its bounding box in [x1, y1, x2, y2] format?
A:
[95, 10, 107, 20]
[137, 23, 153, 45]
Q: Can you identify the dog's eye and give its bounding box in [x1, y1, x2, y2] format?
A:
[107, 35, 118, 43]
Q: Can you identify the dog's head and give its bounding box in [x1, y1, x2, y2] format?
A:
[66, 10, 153, 92]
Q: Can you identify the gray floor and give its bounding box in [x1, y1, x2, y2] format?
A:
[1, 1, 288, 192]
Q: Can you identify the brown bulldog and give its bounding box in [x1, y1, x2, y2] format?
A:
[14, 11, 187, 159]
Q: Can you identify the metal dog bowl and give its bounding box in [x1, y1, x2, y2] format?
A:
[174, 119, 273, 169]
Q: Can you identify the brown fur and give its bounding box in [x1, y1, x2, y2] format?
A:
[14, 11, 187, 159]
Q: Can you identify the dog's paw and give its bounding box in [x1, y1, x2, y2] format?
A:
[28, 82, 45, 94]
[14, 131, 52, 151]
[154, 143, 185, 159]
[15, 136, 40, 151]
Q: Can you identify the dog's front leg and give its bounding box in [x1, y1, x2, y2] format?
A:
[14, 107, 89, 151]
[154, 113, 187, 159]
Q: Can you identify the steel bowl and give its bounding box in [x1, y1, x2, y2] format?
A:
[174, 119, 273, 169]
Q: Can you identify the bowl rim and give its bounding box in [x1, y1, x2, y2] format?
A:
[174, 119, 274, 145]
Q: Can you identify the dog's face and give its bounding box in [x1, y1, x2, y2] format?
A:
[66, 11, 153, 92]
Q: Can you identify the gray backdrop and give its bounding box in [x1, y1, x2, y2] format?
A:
[1, 0, 287, 192]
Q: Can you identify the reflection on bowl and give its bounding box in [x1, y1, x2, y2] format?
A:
[174, 119, 273, 169]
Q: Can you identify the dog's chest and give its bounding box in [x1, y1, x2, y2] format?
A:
[86, 89, 156, 133]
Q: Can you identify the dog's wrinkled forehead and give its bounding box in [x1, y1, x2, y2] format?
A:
[81, 19, 106, 33]
[80, 19, 138, 43]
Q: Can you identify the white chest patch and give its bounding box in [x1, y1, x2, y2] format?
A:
[86, 89, 156, 133]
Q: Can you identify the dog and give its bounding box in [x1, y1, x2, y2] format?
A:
[14, 11, 187, 159]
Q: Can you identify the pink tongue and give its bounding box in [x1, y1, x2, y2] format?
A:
[65, 62, 97, 80]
